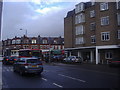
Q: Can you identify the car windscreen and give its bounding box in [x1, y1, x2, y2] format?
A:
[27, 59, 41, 63]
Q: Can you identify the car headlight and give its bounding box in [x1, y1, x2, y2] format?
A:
[25, 66, 28, 68]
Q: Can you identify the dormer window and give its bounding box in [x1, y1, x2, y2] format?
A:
[12, 40, 16, 44]
[54, 40, 58, 44]
[32, 39, 37, 44]
[42, 39, 48, 44]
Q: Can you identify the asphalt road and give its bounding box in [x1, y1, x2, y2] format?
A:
[2, 62, 120, 88]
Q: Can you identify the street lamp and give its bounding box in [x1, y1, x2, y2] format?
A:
[20, 28, 27, 37]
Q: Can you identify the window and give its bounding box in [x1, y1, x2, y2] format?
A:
[117, 0, 120, 9]
[90, 10, 95, 18]
[12, 40, 15, 44]
[31, 45, 38, 49]
[118, 30, 120, 39]
[32, 39, 36, 44]
[101, 16, 109, 26]
[91, 2, 95, 6]
[105, 52, 112, 59]
[100, 2, 108, 11]
[16, 39, 21, 44]
[76, 25, 84, 35]
[117, 13, 120, 25]
[91, 35, 96, 43]
[23, 39, 29, 44]
[101, 32, 110, 41]
[42, 39, 48, 44]
[40, 45, 43, 49]
[90, 22, 96, 30]
[75, 13, 85, 24]
[75, 37, 84, 44]
[54, 40, 58, 44]
[23, 45, 29, 49]
[75, 2, 84, 14]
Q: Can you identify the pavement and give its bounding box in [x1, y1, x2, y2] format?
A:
[44, 62, 120, 76]
[0, 62, 2, 90]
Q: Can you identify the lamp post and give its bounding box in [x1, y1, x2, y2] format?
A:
[20, 29, 27, 37]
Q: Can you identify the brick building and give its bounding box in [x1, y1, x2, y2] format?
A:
[0, 1, 3, 57]
[2, 35, 64, 56]
[64, 1, 120, 64]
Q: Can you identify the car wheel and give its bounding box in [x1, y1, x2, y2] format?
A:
[13, 68, 16, 72]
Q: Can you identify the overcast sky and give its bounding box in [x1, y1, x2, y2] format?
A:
[2, 0, 90, 40]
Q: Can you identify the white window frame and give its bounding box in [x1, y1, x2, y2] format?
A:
[90, 10, 95, 18]
[91, 2, 95, 6]
[75, 2, 84, 14]
[117, 13, 120, 25]
[91, 35, 96, 43]
[118, 30, 120, 39]
[75, 37, 84, 45]
[32, 39, 36, 44]
[75, 25, 84, 35]
[16, 39, 21, 44]
[42, 39, 48, 44]
[116, 0, 120, 9]
[100, 2, 108, 11]
[54, 40, 58, 44]
[101, 16, 109, 26]
[105, 52, 112, 59]
[12, 40, 16, 44]
[101, 32, 110, 41]
[31, 45, 38, 49]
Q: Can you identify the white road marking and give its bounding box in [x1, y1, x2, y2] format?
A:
[6, 69, 9, 72]
[42, 78, 47, 81]
[44, 70, 49, 72]
[53, 83, 63, 88]
[58, 74, 86, 83]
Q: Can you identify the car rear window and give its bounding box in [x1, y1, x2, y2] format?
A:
[27, 59, 41, 63]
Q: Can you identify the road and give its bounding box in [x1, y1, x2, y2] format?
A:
[2, 62, 120, 88]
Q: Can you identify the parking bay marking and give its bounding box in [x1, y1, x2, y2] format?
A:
[53, 83, 63, 88]
[58, 74, 86, 83]
[42, 78, 47, 81]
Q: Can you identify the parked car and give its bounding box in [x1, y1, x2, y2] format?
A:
[52, 55, 65, 62]
[3, 56, 19, 65]
[108, 58, 120, 67]
[13, 57, 43, 75]
[63, 57, 71, 62]
[63, 56, 82, 63]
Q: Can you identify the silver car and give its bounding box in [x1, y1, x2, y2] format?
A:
[13, 57, 43, 75]
[63, 56, 82, 63]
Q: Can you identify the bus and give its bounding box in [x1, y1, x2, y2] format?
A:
[18, 49, 43, 59]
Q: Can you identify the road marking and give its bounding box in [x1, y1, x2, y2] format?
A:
[58, 74, 86, 83]
[53, 83, 63, 88]
[44, 70, 49, 72]
[42, 78, 47, 81]
[6, 69, 9, 72]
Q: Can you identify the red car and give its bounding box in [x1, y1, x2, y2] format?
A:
[3, 56, 18, 65]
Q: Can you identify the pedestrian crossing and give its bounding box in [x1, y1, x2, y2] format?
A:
[2, 67, 13, 72]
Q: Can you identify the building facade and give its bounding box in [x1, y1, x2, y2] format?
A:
[2, 35, 64, 56]
[0, 1, 3, 57]
[64, 1, 120, 64]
